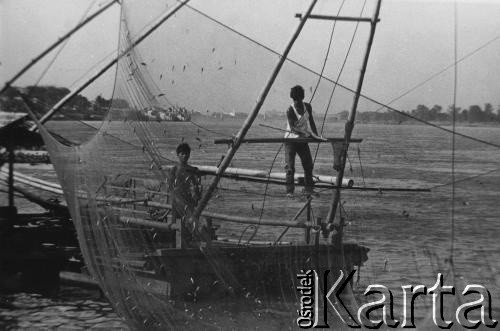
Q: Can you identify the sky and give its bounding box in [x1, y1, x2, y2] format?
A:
[1, 0, 500, 113]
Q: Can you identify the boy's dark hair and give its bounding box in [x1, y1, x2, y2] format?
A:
[290, 85, 305, 100]
[176, 143, 191, 154]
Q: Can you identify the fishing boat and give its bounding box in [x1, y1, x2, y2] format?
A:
[3, 0, 500, 329]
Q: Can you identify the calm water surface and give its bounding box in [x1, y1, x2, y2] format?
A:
[2, 121, 500, 329]
[0, 286, 127, 329]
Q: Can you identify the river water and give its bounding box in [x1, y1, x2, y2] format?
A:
[1, 121, 500, 329]
[0, 287, 127, 329]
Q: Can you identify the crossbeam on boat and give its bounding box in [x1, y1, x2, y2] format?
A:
[295, 13, 379, 23]
[214, 137, 362, 144]
[219, 174, 431, 192]
[144, 201, 315, 229]
[119, 216, 180, 231]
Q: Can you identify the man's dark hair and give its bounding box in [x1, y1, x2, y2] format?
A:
[176, 143, 191, 154]
[290, 85, 305, 101]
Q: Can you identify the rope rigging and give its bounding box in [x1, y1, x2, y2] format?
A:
[13, 0, 498, 207]
[0, 0, 119, 96]
[449, 0, 459, 276]
[18, 0, 499, 157]
[308, 0, 347, 102]
[372, 33, 500, 113]
[240, 1, 353, 242]
[184, 3, 500, 150]
[313, 0, 368, 164]
[32, 1, 99, 88]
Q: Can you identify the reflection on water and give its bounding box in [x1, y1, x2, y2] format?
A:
[0, 286, 128, 330]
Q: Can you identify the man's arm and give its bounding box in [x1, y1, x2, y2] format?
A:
[306, 103, 319, 136]
[286, 107, 298, 132]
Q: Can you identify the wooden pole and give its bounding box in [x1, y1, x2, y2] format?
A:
[190, 0, 319, 225]
[326, 0, 383, 236]
[214, 137, 362, 144]
[326, 0, 382, 255]
[8, 147, 14, 208]
[305, 201, 311, 244]
[0, 0, 118, 96]
[295, 13, 379, 23]
[29, 0, 191, 129]
[119, 216, 180, 231]
[145, 201, 315, 228]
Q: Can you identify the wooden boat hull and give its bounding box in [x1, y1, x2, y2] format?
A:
[144, 242, 369, 301]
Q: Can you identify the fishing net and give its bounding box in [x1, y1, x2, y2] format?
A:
[25, 0, 500, 329]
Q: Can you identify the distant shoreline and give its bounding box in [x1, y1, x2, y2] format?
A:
[3, 111, 500, 130]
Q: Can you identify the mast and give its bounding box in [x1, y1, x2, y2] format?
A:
[0, 0, 119, 96]
[190, 0, 319, 225]
[326, 0, 383, 241]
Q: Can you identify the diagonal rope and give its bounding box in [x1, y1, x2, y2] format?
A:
[381, 104, 500, 149]
[245, 144, 284, 244]
[449, 0, 459, 274]
[430, 166, 500, 189]
[32, 1, 98, 87]
[372, 33, 500, 113]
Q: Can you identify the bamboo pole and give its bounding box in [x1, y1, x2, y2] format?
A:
[29, 0, 191, 129]
[0, 0, 119, 96]
[295, 13, 379, 23]
[8, 148, 14, 208]
[2, 169, 62, 190]
[119, 216, 180, 231]
[0, 171, 65, 195]
[145, 201, 315, 229]
[190, 0, 319, 225]
[326, 0, 383, 236]
[214, 137, 362, 144]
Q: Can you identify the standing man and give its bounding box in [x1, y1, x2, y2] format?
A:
[284, 85, 322, 197]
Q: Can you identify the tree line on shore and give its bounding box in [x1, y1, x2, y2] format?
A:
[2, 86, 500, 124]
[343, 103, 500, 124]
[0, 86, 191, 121]
[0, 86, 109, 120]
